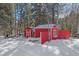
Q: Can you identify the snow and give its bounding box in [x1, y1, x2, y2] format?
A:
[0, 36, 79, 56]
[35, 24, 56, 28]
[53, 47, 60, 55]
[26, 37, 40, 41]
[0, 49, 9, 55]
[42, 45, 47, 48]
[9, 49, 18, 56]
[48, 46, 53, 51]
[0, 36, 5, 40]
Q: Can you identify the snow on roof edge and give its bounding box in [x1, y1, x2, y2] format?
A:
[35, 24, 56, 28]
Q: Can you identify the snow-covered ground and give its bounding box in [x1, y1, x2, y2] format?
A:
[0, 36, 79, 56]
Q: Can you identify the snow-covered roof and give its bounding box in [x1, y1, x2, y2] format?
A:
[35, 24, 56, 29]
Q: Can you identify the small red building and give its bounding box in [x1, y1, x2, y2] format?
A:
[24, 27, 32, 38]
[34, 24, 56, 38]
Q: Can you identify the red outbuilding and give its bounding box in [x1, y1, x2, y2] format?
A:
[24, 27, 32, 38]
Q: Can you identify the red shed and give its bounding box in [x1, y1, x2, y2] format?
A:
[24, 27, 32, 38]
[34, 24, 56, 38]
